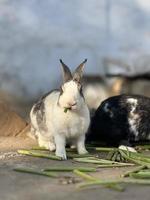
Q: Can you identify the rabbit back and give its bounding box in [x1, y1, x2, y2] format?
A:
[88, 94, 150, 146]
[30, 90, 59, 139]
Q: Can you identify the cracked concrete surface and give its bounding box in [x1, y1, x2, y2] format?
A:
[0, 139, 150, 200]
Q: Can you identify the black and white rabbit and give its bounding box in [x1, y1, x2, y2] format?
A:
[87, 94, 150, 152]
[30, 59, 90, 160]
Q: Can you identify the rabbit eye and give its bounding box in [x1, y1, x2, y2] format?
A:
[74, 79, 81, 87]
[77, 83, 82, 91]
[74, 78, 80, 84]
[78, 82, 81, 87]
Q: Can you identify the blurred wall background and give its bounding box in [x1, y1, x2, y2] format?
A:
[0, 0, 150, 117]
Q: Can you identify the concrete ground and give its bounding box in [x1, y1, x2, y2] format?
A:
[0, 137, 150, 200]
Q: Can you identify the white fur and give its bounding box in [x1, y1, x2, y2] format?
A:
[127, 98, 139, 139]
[30, 81, 90, 160]
[127, 98, 138, 106]
[119, 145, 137, 152]
[59, 81, 81, 109]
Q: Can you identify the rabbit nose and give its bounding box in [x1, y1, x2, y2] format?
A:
[68, 102, 77, 107]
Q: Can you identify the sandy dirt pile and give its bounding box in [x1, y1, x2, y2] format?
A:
[0, 101, 37, 151]
[0, 101, 27, 137]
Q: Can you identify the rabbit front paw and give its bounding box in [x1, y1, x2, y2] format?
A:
[56, 150, 67, 160]
[49, 142, 56, 152]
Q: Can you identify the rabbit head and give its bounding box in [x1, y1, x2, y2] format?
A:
[58, 59, 87, 111]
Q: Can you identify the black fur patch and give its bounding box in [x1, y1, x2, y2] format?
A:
[87, 94, 150, 146]
[59, 80, 84, 100]
[59, 86, 63, 96]
[73, 79, 85, 99]
[79, 86, 85, 99]
[33, 89, 59, 114]
[33, 100, 46, 131]
[33, 89, 59, 131]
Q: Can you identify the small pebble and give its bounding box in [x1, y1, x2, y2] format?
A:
[59, 176, 80, 185]
[0, 152, 22, 160]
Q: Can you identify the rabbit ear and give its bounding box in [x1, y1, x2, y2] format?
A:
[60, 59, 72, 83]
[73, 59, 87, 83]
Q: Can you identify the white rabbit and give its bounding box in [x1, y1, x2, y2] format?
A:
[30, 59, 90, 160]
